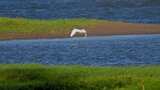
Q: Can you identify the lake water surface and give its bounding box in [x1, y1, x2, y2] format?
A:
[0, 35, 160, 66]
[0, 0, 160, 23]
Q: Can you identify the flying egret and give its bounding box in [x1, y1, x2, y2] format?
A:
[70, 28, 87, 37]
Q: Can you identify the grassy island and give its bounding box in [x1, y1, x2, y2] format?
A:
[0, 17, 160, 40]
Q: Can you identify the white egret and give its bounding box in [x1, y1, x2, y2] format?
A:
[70, 28, 87, 37]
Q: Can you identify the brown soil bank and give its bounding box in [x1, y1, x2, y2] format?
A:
[0, 22, 160, 40]
[87, 22, 160, 36]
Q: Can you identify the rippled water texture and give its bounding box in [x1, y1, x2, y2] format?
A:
[0, 0, 160, 23]
[0, 35, 160, 66]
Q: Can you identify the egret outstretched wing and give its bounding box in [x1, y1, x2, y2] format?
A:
[70, 30, 77, 37]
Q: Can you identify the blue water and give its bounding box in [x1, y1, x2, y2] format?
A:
[0, 0, 160, 23]
[0, 35, 160, 66]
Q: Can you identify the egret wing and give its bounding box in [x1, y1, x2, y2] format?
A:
[70, 30, 77, 37]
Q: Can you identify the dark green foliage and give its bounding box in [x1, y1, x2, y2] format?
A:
[0, 64, 160, 90]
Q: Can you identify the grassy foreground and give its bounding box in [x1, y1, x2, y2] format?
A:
[0, 64, 160, 90]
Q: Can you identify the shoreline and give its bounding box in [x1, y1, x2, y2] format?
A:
[1, 33, 160, 41]
[0, 18, 160, 40]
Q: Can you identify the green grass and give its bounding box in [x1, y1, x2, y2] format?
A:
[0, 17, 106, 34]
[0, 64, 160, 90]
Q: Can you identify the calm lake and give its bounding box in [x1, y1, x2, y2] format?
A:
[0, 0, 160, 23]
[0, 35, 160, 66]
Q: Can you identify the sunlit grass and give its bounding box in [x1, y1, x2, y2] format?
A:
[0, 17, 106, 34]
[0, 64, 159, 90]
